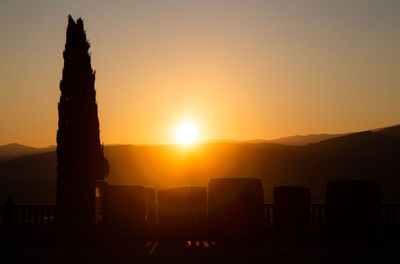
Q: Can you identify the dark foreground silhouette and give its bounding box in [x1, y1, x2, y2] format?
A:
[2, 179, 399, 241]
[3, 188, 400, 264]
[5, 240, 400, 264]
[56, 15, 108, 240]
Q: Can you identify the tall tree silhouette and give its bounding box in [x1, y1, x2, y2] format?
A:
[56, 16, 108, 237]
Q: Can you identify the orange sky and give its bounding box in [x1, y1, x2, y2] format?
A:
[0, 1, 399, 147]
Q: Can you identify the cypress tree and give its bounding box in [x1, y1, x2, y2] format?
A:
[56, 16, 108, 237]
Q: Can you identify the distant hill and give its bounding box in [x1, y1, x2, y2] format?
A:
[374, 124, 400, 136]
[208, 133, 345, 145]
[0, 124, 399, 203]
[0, 143, 55, 161]
[246, 124, 400, 145]
[0, 151, 57, 203]
[267, 133, 346, 145]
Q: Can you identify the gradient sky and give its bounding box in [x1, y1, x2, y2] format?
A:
[1, 0, 399, 147]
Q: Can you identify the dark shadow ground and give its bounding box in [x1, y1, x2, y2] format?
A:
[4, 239, 400, 264]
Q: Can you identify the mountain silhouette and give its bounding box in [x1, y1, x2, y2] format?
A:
[0, 143, 55, 161]
[0, 151, 57, 203]
[0, 124, 399, 203]
[267, 133, 346, 145]
[201, 133, 346, 146]
[374, 124, 400, 136]
[0, 134, 339, 162]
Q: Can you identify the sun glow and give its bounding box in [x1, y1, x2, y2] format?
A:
[175, 122, 198, 144]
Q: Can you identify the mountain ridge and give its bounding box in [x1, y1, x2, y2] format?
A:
[1, 124, 399, 203]
[0, 143, 56, 161]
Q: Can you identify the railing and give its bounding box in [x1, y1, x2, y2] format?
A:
[264, 203, 274, 225]
[1, 203, 400, 225]
[0, 204, 56, 224]
[264, 203, 400, 226]
[311, 203, 326, 224]
[264, 203, 326, 226]
[383, 204, 400, 225]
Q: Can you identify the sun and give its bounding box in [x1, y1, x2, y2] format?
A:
[176, 122, 198, 144]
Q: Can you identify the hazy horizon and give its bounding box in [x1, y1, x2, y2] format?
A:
[1, 1, 399, 147]
[2, 122, 399, 149]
